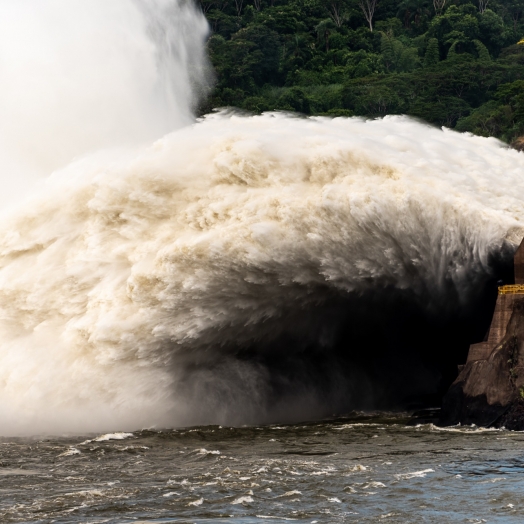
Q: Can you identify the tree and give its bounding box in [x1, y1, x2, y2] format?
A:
[433, 0, 446, 16]
[396, 0, 432, 31]
[321, 0, 350, 27]
[343, 81, 405, 114]
[276, 86, 311, 112]
[358, 0, 378, 31]
[316, 19, 335, 52]
[428, 5, 480, 55]
[473, 39, 491, 61]
[203, 0, 524, 145]
[456, 82, 524, 140]
[479, 10, 507, 56]
[234, 0, 244, 16]
[285, 34, 312, 67]
[478, 0, 489, 14]
[381, 32, 396, 69]
[424, 37, 440, 67]
[199, 0, 217, 14]
[380, 32, 420, 71]
[233, 25, 281, 85]
[398, 47, 421, 71]
[456, 100, 510, 136]
[503, 0, 524, 35]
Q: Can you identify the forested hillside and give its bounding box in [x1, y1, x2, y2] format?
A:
[199, 0, 524, 143]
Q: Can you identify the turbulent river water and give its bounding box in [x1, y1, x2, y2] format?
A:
[3, 415, 524, 523]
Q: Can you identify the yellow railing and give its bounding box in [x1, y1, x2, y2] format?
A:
[499, 285, 524, 294]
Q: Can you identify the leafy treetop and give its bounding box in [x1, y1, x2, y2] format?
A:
[200, 0, 524, 143]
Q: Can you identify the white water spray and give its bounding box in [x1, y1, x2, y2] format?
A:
[0, 2, 523, 435]
[0, 0, 210, 208]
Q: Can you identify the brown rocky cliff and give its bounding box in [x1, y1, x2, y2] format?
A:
[441, 299, 524, 428]
[511, 136, 524, 152]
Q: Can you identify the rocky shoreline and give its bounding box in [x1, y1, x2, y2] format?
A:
[441, 299, 524, 429]
[440, 238, 524, 429]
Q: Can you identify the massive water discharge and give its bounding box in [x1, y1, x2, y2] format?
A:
[0, 0, 524, 436]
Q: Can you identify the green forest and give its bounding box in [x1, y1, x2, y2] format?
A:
[198, 0, 524, 144]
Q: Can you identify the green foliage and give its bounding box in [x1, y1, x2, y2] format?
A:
[277, 86, 311, 111]
[473, 39, 491, 61]
[479, 10, 507, 56]
[202, 0, 524, 141]
[423, 37, 440, 67]
[456, 79, 524, 140]
[380, 31, 420, 71]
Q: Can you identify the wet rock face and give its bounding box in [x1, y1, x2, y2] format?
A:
[441, 300, 524, 429]
[496, 399, 524, 431]
[511, 136, 524, 152]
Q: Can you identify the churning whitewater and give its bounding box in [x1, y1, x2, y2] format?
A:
[1, 113, 524, 434]
[0, 0, 524, 435]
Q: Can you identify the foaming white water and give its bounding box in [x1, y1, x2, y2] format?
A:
[0, 0, 209, 208]
[0, 112, 523, 434]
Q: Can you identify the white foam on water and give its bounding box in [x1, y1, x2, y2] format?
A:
[232, 495, 254, 505]
[58, 448, 81, 457]
[347, 464, 368, 472]
[277, 490, 302, 497]
[425, 424, 503, 433]
[362, 481, 386, 488]
[94, 432, 135, 442]
[256, 517, 298, 521]
[395, 468, 435, 479]
[194, 448, 221, 455]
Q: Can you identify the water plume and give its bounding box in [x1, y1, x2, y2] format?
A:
[0, 110, 523, 434]
[0, 1, 523, 435]
[0, 0, 210, 208]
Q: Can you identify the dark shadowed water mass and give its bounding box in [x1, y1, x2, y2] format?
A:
[2, 413, 524, 523]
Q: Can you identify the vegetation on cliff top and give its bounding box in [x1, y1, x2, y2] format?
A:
[199, 0, 524, 143]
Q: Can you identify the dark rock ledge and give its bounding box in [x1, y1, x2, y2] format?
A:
[440, 238, 524, 429]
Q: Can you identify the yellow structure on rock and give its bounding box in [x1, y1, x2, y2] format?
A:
[498, 284, 524, 294]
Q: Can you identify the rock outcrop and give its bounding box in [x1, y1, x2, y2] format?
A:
[440, 238, 524, 429]
[511, 136, 524, 152]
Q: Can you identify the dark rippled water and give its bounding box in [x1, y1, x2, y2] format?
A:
[2, 414, 524, 523]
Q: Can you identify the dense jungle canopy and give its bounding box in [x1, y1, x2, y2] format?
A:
[198, 0, 524, 143]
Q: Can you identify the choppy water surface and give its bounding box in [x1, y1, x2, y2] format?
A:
[2, 414, 524, 523]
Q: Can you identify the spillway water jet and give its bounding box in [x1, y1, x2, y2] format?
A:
[0, 0, 210, 209]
